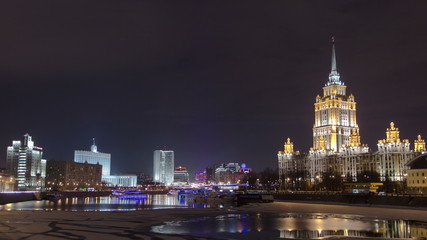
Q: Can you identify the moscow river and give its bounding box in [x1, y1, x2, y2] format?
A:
[152, 213, 427, 239]
[0, 194, 196, 211]
[1, 195, 427, 239]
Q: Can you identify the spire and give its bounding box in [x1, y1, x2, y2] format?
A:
[91, 138, 98, 152]
[326, 36, 343, 86]
[331, 36, 337, 72]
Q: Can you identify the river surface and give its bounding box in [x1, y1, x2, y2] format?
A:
[152, 213, 427, 239]
[3, 195, 427, 239]
[0, 194, 202, 211]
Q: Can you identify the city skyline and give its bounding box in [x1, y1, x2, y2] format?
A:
[0, 1, 426, 176]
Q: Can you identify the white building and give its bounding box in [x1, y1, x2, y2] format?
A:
[102, 175, 137, 187]
[6, 134, 46, 190]
[74, 139, 111, 176]
[74, 139, 137, 187]
[153, 150, 174, 185]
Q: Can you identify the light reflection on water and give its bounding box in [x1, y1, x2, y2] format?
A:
[0, 194, 207, 211]
[152, 213, 427, 239]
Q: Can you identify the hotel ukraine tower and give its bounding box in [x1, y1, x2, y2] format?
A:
[313, 38, 358, 152]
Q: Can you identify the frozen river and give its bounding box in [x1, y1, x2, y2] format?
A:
[0, 194, 199, 211]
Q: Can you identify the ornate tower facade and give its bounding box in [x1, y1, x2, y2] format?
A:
[313, 39, 359, 152]
[414, 135, 426, 153]
[377, 122, 412, 181]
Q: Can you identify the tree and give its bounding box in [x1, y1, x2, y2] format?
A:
[382, 175, 394, 193]
[356, 170, 380, 182]
[241, 172, 258, 189]
[259, 168, 279, 191]
[320, 169, 342, 191]
[285, 170, 310, 191]
[345, 173, 354, 183]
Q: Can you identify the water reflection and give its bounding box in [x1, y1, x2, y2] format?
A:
[152, 213, 427, 239]
[0, 194, 206, 211]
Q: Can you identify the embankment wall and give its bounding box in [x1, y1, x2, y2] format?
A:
[274, 193, 427, 207]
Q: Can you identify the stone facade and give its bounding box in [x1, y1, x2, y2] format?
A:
[46, 160, 102, 190]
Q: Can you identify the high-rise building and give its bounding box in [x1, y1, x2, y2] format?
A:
[6, 134, 46, 190]
[74, 138, 111, 176]
[278, 39, 423, 184]
[313, 38, 358, 152]
[153, 150, 174, 185]
[0, 172, 15, 192]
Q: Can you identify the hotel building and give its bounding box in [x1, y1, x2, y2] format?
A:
[278, 40, 425, 183]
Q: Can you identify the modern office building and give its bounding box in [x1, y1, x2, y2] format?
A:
[173, 166, 189, 185]
[74, 139, 111, 176]
[153, 150, 174, 185]
[46, 160, 102, 191]
[278, 40, 424, 184]
[6, 134, 46, 190]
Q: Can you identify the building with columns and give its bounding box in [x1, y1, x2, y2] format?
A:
[278, 39, 424, 184]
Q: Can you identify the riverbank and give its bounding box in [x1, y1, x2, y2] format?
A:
[274, 192, 427, 207]
[0, 191, 112, 205]
[1, 201, 427, 239]
[0, 192, 39, 205]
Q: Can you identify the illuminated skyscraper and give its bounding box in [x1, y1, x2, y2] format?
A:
[153, 150, 174, 185]
[278, 39, 423, 184]
[6, 134, 46, 190]
[313, 38, 359, 152]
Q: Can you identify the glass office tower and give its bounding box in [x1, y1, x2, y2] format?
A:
[153, 150, 174, 185]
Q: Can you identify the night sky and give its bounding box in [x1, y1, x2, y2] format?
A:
[0, 1, 426, 178]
